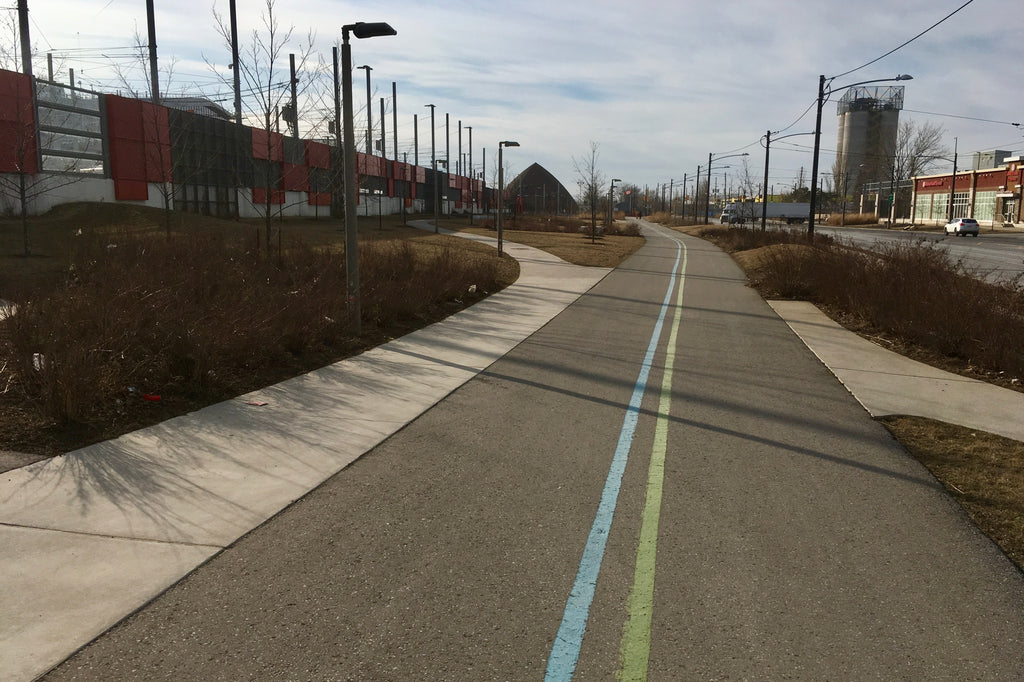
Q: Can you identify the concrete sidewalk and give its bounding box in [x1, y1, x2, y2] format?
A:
[0, 226, 611, 681]
[769, 300, 1024, 443]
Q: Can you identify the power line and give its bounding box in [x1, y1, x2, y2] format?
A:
[831, 0, 975, 81]
[903, 108, 1021, 128]
[773, 98, 818, 136]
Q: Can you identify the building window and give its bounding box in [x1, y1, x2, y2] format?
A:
[915, 193, 933, 220]
[952, 192, 970, 219]
[932, 192, 949, 220]
[974, 191, 996, 222]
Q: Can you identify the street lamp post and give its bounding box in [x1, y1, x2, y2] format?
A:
[809, 72, 913, 238]
[706, 152, 748, 224]
[342, 21, 396, 336]
[497, 140, 520, 257]
[608, 178, 621, 229]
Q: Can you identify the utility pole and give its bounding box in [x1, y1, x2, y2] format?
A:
[379, 97, 385, 157]
[694, 166, 701, 220]
[761, 130, 771, 231]
[17, 0, 32, 78]
[289, 53, 299, 140]
[392, 82, 398, 161]
[332, 48, 341, 148]
[425, 104, 437, 231]
[358, 65, 373, 154]
[467, 125, 473, 221]
[229, 0, 241, 123]
[682, 173, 687, 219]
[146, 0, 160, 103]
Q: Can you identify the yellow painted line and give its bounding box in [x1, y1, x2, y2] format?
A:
[618, 237, 687, 681]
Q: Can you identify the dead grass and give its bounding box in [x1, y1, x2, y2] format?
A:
[881, 416, 1024, 568]
[451, 216, 644, 269]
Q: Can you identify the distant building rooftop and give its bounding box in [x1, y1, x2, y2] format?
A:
[161, 97, 234, 121]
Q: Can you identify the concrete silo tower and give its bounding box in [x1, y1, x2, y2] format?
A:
[835, 85, 904, 195]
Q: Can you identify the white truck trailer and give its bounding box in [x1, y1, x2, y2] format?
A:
[720, 202, 809, 225]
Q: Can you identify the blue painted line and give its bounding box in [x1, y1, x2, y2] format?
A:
[545, 233, 684, 681]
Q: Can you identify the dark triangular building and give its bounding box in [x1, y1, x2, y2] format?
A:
[505, 163, 578, 215]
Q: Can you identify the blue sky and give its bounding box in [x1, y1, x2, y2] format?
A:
[8, 0, 1024, 198]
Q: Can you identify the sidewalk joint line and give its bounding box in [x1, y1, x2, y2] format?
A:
[0, 521, 226, 549]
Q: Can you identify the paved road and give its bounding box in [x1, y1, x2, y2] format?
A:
[819, 225, 1024, 282]
[43, 222, 1024, 680]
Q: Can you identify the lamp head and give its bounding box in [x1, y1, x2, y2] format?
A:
[349, 22, 397, 39]
[501, 140, 520, 148]
[896, 74, 913, 81]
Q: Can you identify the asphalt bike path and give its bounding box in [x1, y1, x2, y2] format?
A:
[38, 221, 1024, 679]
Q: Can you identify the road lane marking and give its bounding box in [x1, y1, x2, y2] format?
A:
[545, 231, 684, 682]
[618, 235, 687, 681]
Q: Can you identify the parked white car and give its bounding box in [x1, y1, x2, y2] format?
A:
[944, 218, 979, 237]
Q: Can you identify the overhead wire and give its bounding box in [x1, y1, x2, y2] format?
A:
[830, 0, 975, 81]
[903, 108, 1020, 128]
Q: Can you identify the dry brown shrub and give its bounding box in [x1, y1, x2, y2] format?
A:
[1, 227, 504, 427]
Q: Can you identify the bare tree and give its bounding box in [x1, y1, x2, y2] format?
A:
[618, 182, 641, 216]
[738, 158, 758, 200]
[0, 10, 19, 71]
[210, 0, 316, 250]
[892, 119, 948, 182]
[880, 119, 948, 221]
[573, 141, 604, 243]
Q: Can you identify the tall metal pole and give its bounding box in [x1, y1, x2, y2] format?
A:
[229, 0, 241, 123]
[681, 173, 687, 219]
[413, 114, 418, 167]
[332, 47, 340, 148]
[146, 0, 160, 103]
[289, 53, 299, 140]
[694, 166, 701, 219]
[17, 0, 32, 78]
[458, 120, 462, 178]
[358, 65, 372, 153]
[467, 125, 473, 220]
[426, 104, 437, 231]
[391, 82, 398, 161]
[379, 97, 386, 158]
[761, 130, 771, 231]
[498, 143, 505, 256]
[342, 30, 360, 334]
[705, 152, 713, 224]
